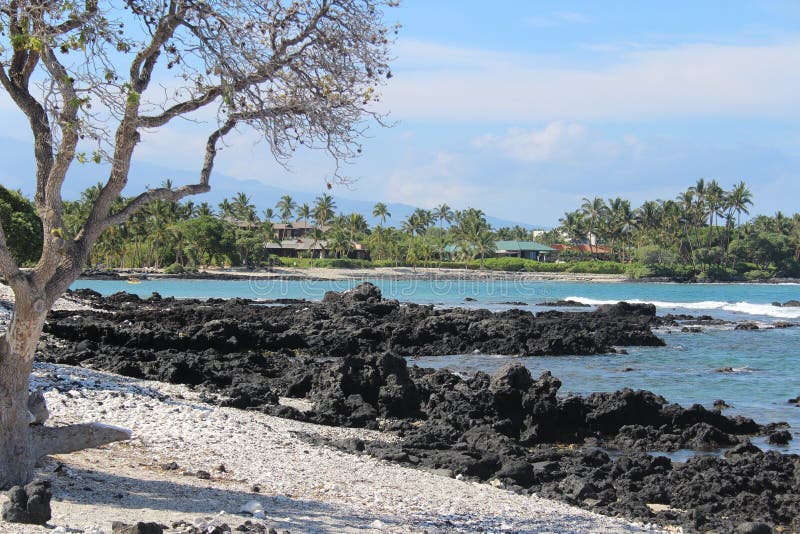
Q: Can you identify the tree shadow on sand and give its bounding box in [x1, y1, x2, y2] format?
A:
[43, 466, 399, 532]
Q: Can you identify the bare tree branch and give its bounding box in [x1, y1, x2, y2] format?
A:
[52, 0, 99, 36]
[130, 0, 184, 92]
[138, 87, 223, 128]
[0, 65, 53, 213]
[99, 115, 239, 230]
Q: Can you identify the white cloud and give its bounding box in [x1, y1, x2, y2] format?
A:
[554, 11, 591, 24]
[525, 11, 591, 28]
[381, 150, 480, 208]
[381, 38, 800, 122]
[472, 122, 588, 163]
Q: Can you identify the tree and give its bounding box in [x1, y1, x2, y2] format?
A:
[346, 213, 368, 242]
[372, 202, 390, 225]
[276, 195, 297, 224]
[453, 208, 494, 268]
[312, 194, 337, 227]
[581, 197, 607, 254]
[179, 216, 231, 267]
[0, 0, 395, 487]
[434, 203, 453, 229]
[232, 193, 257, 226]
[728, 181, 753, 240]
[218, 198, 235, 219]
[298, 203, 311, 226]
[197, 202, 215, 218]
[0, 186, 42, 265]
[558, 210, 586, 245]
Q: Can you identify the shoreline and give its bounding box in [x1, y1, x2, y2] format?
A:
[82, 266, 629, 283]
[75, 266, 800, 285]
[0, 361, 659, 534]
[2, 283, 798, 531]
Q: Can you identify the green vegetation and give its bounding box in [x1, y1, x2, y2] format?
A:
[558, 180, 800, 281]
[0, 186, 42, 265]
[15, 179, 800, 281]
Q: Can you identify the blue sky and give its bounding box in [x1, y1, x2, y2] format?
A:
[2, 1, 800, 227]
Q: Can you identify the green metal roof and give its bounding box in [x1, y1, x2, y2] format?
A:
[494, 240, 556, 252]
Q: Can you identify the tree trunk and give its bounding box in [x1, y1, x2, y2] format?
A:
[0, 289, 131, 489]
[0, 304, 46, 488]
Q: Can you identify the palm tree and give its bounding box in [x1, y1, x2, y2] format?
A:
[689, 178, 707, 212]
[197, 202, 215, 217]
[401, 214, 417, 237]
[218, 198, 234, 220]
[453, 208, 494, 268]
[307, 226, 325, 264]
[635, 200, 660, 247]
[372, 202, 390, 225]
[728, 181, 753, 237]
[347, 213, 368, 242]
[298, 203, 311, 226]
[181, 200, 198, 219]
[232, 192, 256, 225]
[402, 210, 429, 237]
[312, 194, 336, 227]
[581, 197, 607, 255]
[704, 179, 725, 248]
[276, 195, 297, 224]
[434, 203, 453, 230]
[328, 226, 351, 258]
[368, 225, 388, 260]
[558, 210, 586, 245]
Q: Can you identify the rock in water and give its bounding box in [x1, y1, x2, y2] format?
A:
[1, 480, 52, 525]
[767, 430, 792, 445]
[322, 282, 382, 304]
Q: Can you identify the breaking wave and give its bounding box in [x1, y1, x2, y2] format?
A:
[563, 297, 800, 319]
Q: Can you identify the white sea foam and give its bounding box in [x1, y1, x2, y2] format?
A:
[564, 296, 800, 319]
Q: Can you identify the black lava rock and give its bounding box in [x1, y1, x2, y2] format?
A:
[735, 522, 774, 534]
[1, 480, 52, 525]
[767, 430, 792, 445]
[112, 522, 165, 534]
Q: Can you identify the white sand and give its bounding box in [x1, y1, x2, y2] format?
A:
[0, 284, 667, 533]
[190, 266, 627, 283]
[0, 363, 667, 534]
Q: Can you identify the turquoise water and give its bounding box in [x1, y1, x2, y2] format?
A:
[71, 277, 800, 452]
[72, 278, 800, 318]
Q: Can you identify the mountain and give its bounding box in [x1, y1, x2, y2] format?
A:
[0, 136, 544, 230]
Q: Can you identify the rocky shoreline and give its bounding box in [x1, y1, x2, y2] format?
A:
[33, 283, 800, 533]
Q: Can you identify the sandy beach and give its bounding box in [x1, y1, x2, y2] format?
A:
[0, 284, 664, 533]
[111, 266, 628, 283]
[0, 361, 663, 534]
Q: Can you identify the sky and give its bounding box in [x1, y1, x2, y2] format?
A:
[2, 0, 800, 227]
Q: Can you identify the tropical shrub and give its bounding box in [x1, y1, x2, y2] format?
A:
[164, 263, 185, 274]
[697, 266, 738, 282]
[743, 269, 773, 281]
[0, 186, 42, 265]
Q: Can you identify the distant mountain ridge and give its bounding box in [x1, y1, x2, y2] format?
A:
[0, 135, 545, 229]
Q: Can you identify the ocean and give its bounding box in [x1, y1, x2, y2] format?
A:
[71, 277, 800, 454]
